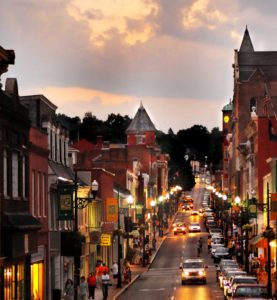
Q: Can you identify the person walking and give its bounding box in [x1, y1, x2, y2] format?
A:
[64, 279, 74, 300]
[79, 276, 88, 300]
[101, 271, 110, 300]
[111, 261, 118, 285]
[87, 272, 96, 300]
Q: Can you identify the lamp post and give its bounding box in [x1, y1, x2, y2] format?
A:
[150, 200, 157, 241]
[73, 171, 99, 300]
[126, 195, 134, 259]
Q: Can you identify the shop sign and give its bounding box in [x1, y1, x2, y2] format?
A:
[101, 222, 114, 234]
[135, 204, 144, 218]
[90, 231, 100, 245]
[106, 198, 118, 222]
[57, 184, 74, 220]
[100, 234, 111, 246]
[248, 198, 257, 219]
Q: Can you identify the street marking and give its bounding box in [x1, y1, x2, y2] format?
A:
[139, 288, 165, 292]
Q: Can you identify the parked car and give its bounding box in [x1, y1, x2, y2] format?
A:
[189, 222, 201, 232]
[180, 258, 207, 284]
[213, 247, 231, 263]
[190, 210, 199, 216]
[227, 284, 271, 300]
[224, 275, 257, 299]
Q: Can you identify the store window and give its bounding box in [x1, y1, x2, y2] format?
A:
[31, 263, 44, 300]
[4, 263, 25, 300]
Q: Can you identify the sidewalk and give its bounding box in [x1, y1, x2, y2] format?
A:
[94, 223, 171, 300]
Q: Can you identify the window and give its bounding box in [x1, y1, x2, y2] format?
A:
[250, 97, 257, 112]
[12, 152, 19, 198]
[3, 149, 8, 196]
[42, 174, 46, 217]
[37, 173, 41, 217]
[136, 134, 145, 144]
[32, 171, 36, 216]
[22, 156, 26, 198]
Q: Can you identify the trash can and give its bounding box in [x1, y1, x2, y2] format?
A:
[52, 289, 61, 300]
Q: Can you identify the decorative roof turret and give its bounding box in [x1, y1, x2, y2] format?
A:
[239, 26, 254, 52]
[222, 100, 233, 112]
[126, 102, 156, 133]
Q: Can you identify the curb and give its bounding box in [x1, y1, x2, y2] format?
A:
[113, 274, 141, 300]
[147, 233, 168, 270]
[113, 231, 169, 299]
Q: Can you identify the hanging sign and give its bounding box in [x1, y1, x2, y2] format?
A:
[100, 234, 111, 246]
[248, 198, 257, 219]
[106, 198, 118, 222]
[57, 184, 74, 220]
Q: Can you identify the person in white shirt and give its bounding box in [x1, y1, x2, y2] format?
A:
[101, 271, 110, 299]
[111, 261, 118, 285]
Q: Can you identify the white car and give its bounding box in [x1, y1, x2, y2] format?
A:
[189, 222, 201, 232]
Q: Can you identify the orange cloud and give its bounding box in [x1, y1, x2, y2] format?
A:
[182, 0, 228, 30]
[23, 86, 133, 106]
[67, 0, 158, 47]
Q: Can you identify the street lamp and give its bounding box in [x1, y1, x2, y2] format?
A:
[126, 195, 134, 259]
[150, 200, 157, 241]
[73, 172, 99, 300]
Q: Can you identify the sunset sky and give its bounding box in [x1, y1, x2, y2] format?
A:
[1, 0, 277, 133]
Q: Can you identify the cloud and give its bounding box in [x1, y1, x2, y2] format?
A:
[67, 0, 159, 46]
[182, 0, 228, 30]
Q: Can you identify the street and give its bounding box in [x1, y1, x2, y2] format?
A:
[118, 180, 224, 300]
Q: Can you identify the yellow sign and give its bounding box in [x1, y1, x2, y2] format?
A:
[101, 234, 111, 246]
[106, 198, 118, 222]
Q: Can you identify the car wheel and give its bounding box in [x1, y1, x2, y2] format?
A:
[203, 279, 207, 284]
[181, 280, 185, 285]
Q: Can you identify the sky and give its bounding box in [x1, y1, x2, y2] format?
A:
[1, 0, 277, 133]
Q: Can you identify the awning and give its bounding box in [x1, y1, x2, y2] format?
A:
[49, 160, 74, 181]
[250, 234, 267, 248]
[3, 213, 42, 231]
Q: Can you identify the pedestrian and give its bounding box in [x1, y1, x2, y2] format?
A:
[87, 272, 96, 300]
[125, 265, 132, 283]
[102, 262, 109, 274]
[79, 276, 88, 300]
[101, 271, 110, 300]
[95, 262, 103, 288]
[111, 261, 118, 285]
[64, 278, 74, 300]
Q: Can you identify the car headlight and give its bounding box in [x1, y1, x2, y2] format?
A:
[181, 227, 185, 230]
[184, 271, 189, 276]
[198, 271, 204, 276]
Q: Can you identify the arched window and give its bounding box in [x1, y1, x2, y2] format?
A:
[249, 97, 256, 112]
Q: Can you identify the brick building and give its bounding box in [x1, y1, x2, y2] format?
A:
[0, 47, 41, 299]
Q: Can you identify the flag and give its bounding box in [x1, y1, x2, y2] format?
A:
[262, 93, 271, 115]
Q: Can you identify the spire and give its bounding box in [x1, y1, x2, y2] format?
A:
[126, 103, 156, 133]
[239, 26, 254, 52]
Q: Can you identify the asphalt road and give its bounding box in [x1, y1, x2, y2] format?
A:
[118, 180, 224, 300]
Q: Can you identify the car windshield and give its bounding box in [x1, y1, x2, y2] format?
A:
[183, 262, 203, 268]
[234, 286, 268, 298]
[233, 278, 257, 285]
[191, 223, 199, 226]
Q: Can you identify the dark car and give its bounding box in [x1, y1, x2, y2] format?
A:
[227, 284, 270, 299]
